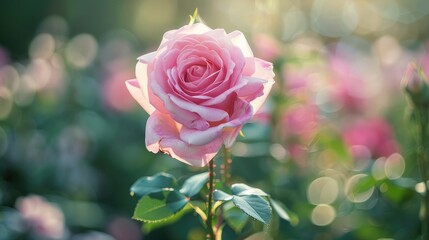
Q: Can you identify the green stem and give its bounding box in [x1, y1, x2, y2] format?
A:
[206, 159, 215, 240]
[222, 147, 231, 185]
[418, 108, 429, 240]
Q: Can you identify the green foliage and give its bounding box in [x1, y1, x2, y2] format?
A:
[223, 202, 250, 233]
[180, 172, 209, 198]
[133, 190, 188, 222]
[214, 184, 291, 227]
[231, 183, 269, 197]
[232, 195, 272, 224]
[142, 205, 193, 233]
[213, 190, 233, 201]
[130, 173, 177, 197]
[131, 172, 210, 225]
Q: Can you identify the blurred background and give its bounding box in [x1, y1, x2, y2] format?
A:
[1, 0, 429, 239]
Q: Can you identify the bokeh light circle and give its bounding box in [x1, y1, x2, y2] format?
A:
[307, 177, 339, 205]
[311, 204, 336, 226]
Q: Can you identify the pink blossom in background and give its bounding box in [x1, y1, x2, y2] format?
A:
[252, 33, 281, 62]
[16, 195, 65, 239]
[402, 62, 424, 93]
[281, 104, 319, 142]
[102, 67, 135, 112]
[282, 61, 327, 101]
[328, 55, 367, 112]
[342, 119, 399, 159]
[283, 69, 311, 96]
[126, 23, 275, 166]
[107, 217, 142, 240]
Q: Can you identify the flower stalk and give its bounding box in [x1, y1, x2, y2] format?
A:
[417, 107, 429, 239]
[222, 147, 232, 185]
[404, 63, 429, 239]
[206, 159, 215, 240]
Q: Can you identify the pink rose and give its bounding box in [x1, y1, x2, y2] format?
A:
[342, 119, 399, 159]
[281, 104, 319, 142]
[126, 23, 275, 166]
[16, 195, 65, 239]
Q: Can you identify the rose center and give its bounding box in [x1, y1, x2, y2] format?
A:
[186, 65, 207, 82]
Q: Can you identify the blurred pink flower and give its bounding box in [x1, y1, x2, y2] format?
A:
[281, 104, 319, 142]
[342, 119, 399, 159]
[402, 62, 424, 93]
[252, 33, 281, 62]
[102, 67, 135, 112]
[16, 195, 65, 239]
[329, 55, 367, 112]
[126, 23, 275, 166]
[107, 217, 141, 240]
[283, 69, 311, 96]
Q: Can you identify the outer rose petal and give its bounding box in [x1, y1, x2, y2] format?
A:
[179, 99, 253, 146]
[146, 111, 222, 167]
[244, 58, 275, 113]
[135, 60, 166, 113]
[125, 79, 155, 114]
[159, 23, 213, 52]
[138, 52, 156, 63]
[222, 126, 242, 148]
[228, 31, 254, 58]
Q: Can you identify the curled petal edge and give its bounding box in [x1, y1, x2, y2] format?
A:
[145, 111, 222, 167]
[125, 79, 156, 114]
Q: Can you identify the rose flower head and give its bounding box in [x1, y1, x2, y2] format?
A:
[16, 195, 65, 239]
[126, 22, 275, 166]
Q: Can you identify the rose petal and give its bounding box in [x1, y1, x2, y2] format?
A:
[250, 80, 274, 114]
[244, 58, 275, 80]
[145, 111, 222, 167]
[222, 126, 242, 148]
[243, 58, 275, 113]
[179, 99, 253, 146]
[136, 61, 166, 112]
[138, 52, 156, 64]
[168, 94, 229, 122]
[236, 76, 266, 102]
[160, 23, 213, 48]
[201, 79, 246, 106]
[150, 74, 206, 129]
[228, 31, 254, 58]
[125, 79, 155, 114]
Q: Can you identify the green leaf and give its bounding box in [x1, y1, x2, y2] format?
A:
[232, 195, 272, 224]
[133, 190, 188, 222]
[130, 173, 176, 197]
[180, 172, 209, 198]
[142, 205, 192, 233]
[231, 183, 269, 197]
[213, 190, 233, 201]
[223, 202, 249, 233]
[269, 199, 290, 222]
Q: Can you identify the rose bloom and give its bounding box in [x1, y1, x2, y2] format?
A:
[342, 119, 399, 159]
[126, 23, 274, 166]
[281, 104, 319, 142]
[16, 195, 65, 239]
